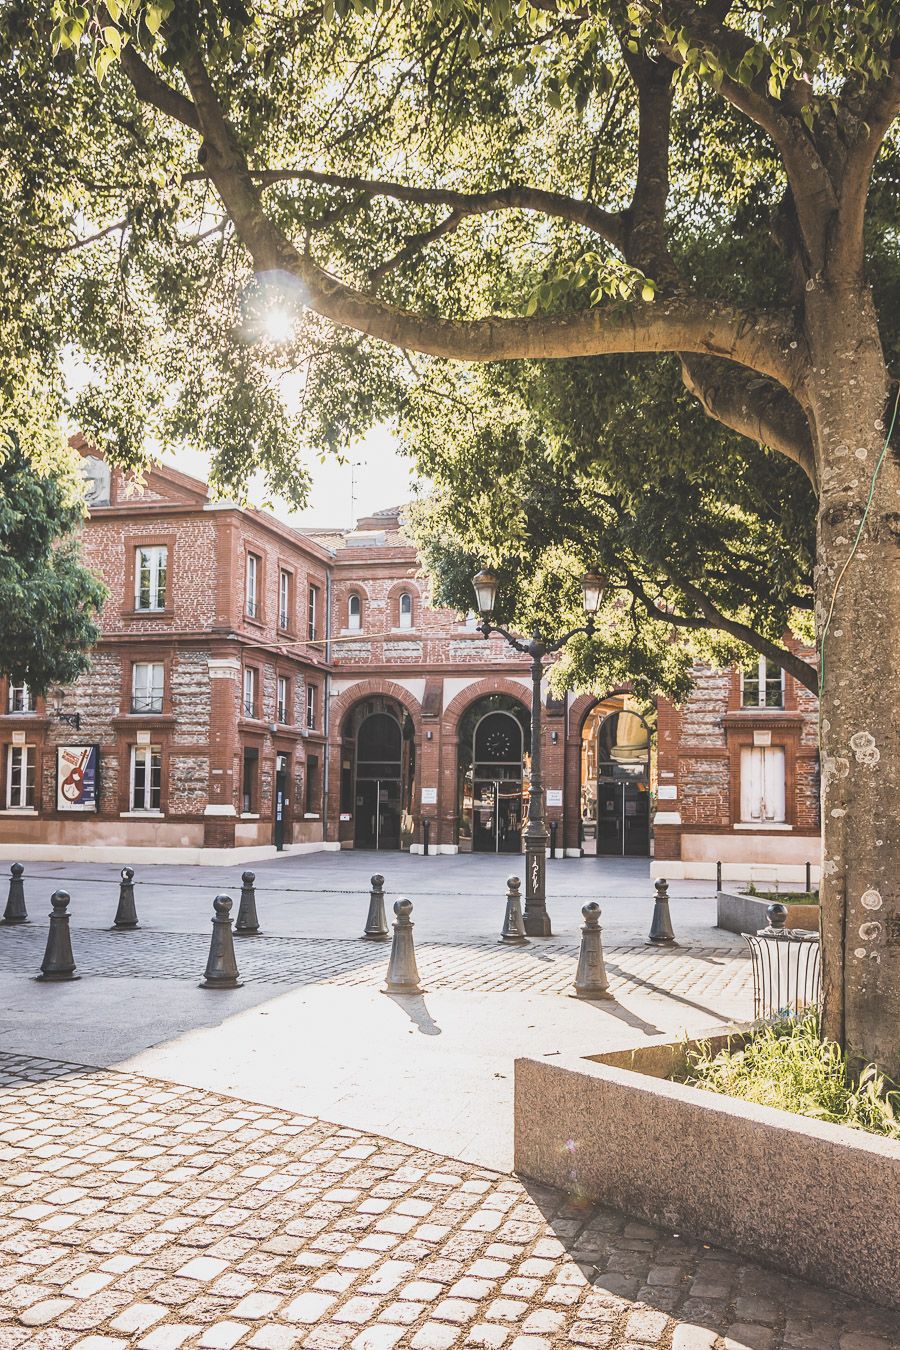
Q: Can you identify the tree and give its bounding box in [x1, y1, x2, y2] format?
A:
[405, 353, 818, 696]
[10, 2, 900, 1071]
[0, 434, 106, 691]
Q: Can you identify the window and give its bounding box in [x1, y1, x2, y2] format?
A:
[246, 553, 260, 619]
[130, 745, 162, 812]
[131, 662, 164, 714]
[740, 745, 786, 823]
[134, 545, 168, 611]
[6, 746, 35, 809]
[742, 657, 784, 708]
[277, 675, 290, 724]
[348, 593, 361, 631]
[242, 746, 259, 813]
[278, 569, 292, 630]
[308, 584, 320, 642]
[306, 683, 317, 731]
[398, 591, 413, 629]
[7, 683, 32, 713]
[243, 667, 258, 719]
[305, 754, 320, 815]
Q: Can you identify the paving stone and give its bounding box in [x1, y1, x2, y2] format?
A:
[411, 1325, 462, 1350]
[198, 1323, 251, 1349]
[726, 1327, 778, 1350]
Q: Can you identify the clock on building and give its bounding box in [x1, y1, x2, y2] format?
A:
[485, 726, 513, 759]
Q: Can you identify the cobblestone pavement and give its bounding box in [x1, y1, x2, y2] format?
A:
[0, 925, 750, 1003]
[0, 1054, 895, 1350]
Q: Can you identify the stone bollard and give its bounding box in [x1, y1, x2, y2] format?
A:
[235, 871, 261, 935]
[112, 866, 139, 930]
[36, 890, 79, 982]
[200, 895, 243, 989]
[362, 873, 389, 941]
[648, 878, 678, 947]
[571, 902, 612, 1000]
[2, 863, 28, 925]
[382, 898, 424, 994]
[499, 875, 528, 945]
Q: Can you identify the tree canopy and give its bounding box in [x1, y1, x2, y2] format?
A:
[0, 435, 106, 691]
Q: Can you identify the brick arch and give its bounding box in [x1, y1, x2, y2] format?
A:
[385, 578, 421, 628]
[567, 686, 644, 745]
[442, 676, 531, 740]
[331, 678, 422, 737]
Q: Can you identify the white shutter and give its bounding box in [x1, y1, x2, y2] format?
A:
[763, 746, 786, 821]
[741, 745, 786, 822]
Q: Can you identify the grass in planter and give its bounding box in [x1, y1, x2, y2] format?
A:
[744, 883, 819, 904]
[678, 1012, 900, 1139]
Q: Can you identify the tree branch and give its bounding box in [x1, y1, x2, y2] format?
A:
[209, 167, 628, 253]
[120, 47, 200, 133]
[367, 209, 466, 286]
[831, 52, 900, 278]
[680, 354, 817, 485]
[171, 45, 803, 390]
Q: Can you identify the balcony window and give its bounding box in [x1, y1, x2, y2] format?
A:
[277, 675, 290, 724]
[246, 553, 260, 620]
[7, 683, 31, 713]
[741, 657, 784, 708]
[306, 683, 317, 731]
[130, 745, 162, 812]
[305, 754, 320, 815]
[6, 745, 35, 809]
[242, 746, 259, 813]
[135, 545, 168, 611]
[132, 662, 164, 714]
[243, 667, 258, 719]
[279, 569, 292, 630]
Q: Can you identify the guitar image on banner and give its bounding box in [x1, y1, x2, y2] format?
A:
[56, 746, 99, 812]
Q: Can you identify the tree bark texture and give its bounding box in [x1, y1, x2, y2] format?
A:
[809, 285, 900, 1079]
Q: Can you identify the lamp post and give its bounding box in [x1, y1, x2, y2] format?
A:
[50, 689, 81, 732]
[472, 568, 606, 936]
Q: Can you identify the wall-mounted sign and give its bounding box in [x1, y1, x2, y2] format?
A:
[546, 789, 563, 807]
[57, 745, 100, 812]
[753, 729, 772, 747]
[421, 787, 437, 804]
[339, 812, 352, 822]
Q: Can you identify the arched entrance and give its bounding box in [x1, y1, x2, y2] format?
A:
[342, 697, 417, 850]
[581, 697, 654, 857]
[457, 695, 530, 853]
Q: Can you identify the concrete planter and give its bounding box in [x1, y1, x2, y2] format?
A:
[716, 888, 820, 935]
[514, 1032, 900, 1309]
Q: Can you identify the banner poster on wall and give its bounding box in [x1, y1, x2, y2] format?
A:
[56, 745, 100, 812]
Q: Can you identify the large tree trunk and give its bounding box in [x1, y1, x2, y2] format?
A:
[810, 286, 900, 1079]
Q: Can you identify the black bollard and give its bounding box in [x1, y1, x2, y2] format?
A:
[550, 820, 558, 859]
[571, 902, 612, 1000]
[423, 819, 430, 856]
[499, 875, 528, 945]
[716, 859, 722, 892]
[235, 870, 261, 935]
[200, 895, 243, 989]
[36, 890, 79, 982]
[648, 878, 678, 947]
[382, 898, 424, 994]
[805, 860, 812, 894]
[112, 866, 139, 930]
[2, 863, 28, 925]
[362, 873, 389, 941]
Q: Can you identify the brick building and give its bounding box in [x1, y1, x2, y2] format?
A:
[0, 448, 820, 875]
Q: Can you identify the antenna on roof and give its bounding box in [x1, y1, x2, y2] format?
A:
[350, 461, 362, 528]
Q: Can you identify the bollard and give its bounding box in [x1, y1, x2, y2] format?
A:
[805, 860, 812, 894]
[235, 870, 261, 935]
[382, 898, 424, 994]
[2, 863, 28, 925]
[423, 818, 430, 856]
[499, 875, 529, 945]
[362, 873, 389, 941]
[716, 859, 722, 892]
[200, 895, 243, 989]
[571, 902, 612, 1000]
[112, 866, 139, 930]
[36, 890, 79, 981]
[550, 820, 558, 859]
[648, 878, 678, 947]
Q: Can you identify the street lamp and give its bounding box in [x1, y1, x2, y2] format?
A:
[50, 688, 82, 732]
[473, 568, 606, 935]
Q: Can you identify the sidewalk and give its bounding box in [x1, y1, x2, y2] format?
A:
[0, 1053, 895, 1350]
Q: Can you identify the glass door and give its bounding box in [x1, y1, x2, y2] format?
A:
[355, 778, 401, 849]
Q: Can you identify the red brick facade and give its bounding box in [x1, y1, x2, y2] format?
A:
[0, 454, 820, 870]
